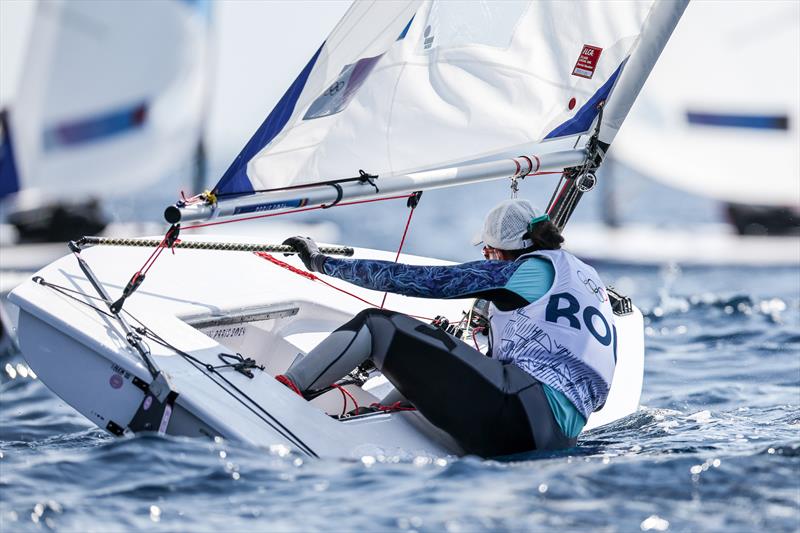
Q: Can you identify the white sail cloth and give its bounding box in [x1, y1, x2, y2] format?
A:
[3, 0, 210, 202]
[612, 1, 800, 207]
[221, 0, 680, 196]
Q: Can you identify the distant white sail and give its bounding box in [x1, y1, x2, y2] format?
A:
[0, 0, 211, 202]
[215, 0, 686, 198]
[612, 1, 800, 207]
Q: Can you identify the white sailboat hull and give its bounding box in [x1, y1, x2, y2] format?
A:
[564, 223, 800, 267]
[9, 236, 643, 457]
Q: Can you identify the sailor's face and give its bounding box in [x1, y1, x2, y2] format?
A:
[483, 245, 504, 261]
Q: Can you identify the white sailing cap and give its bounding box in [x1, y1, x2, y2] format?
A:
[471, 199, 548, 250]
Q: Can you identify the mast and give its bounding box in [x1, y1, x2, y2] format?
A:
[547, 0, 689, 231]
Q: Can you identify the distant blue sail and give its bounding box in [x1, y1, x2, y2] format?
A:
[686, 112, 789, 131]
[42, 102, 148, 151]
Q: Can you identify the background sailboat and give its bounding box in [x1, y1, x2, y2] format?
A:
[565, 0, 800, 265]
[0, 0, 212, 242]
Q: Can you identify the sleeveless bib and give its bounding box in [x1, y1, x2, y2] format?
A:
[489, 249, 617, 418]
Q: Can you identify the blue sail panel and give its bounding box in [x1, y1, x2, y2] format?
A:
[544, 60, 626, 140]
[213, 45, 323, 197]
[686, 112, 789, 130]
[0, 111, 20, 200]
[397, 15, 414, 41]
[42, 102, 148, 151]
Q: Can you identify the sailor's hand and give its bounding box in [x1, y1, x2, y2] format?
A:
[283, 236, 327, 273]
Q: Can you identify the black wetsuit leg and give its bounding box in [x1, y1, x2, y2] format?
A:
[360, 309, 576, 456]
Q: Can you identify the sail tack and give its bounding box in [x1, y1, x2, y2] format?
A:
[215, 0, 686, 200]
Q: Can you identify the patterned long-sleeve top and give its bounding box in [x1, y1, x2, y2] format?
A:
[322, 257, 553, 311]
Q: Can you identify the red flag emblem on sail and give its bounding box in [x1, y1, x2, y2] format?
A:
[572, 45, 603, 79]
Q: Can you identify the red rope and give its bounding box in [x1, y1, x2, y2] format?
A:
[275, 374, 303, 396]
[317, 277, 390, 310]
[471, 326, 485, 351]
[130, 224, 181, 282]
[253, 252, 317, 281]
[331, 383, 359, 416]
[254, 252, 436, 321]
[380, 204, 416, 309]
[369, 401, 416, 412]
[136, 234, 169, 276]
[548, 179, 571, 216]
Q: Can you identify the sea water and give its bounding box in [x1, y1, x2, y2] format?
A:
[1, 262, 797, 532]
[2, 168, 799, 531]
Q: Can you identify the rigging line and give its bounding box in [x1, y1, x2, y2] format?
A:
[181, 193, 417, 231]
[253, 252, 438, 322]
[127, 318, 318, 458]
[133, 228, 172, 278]
[78, 238, 354, 256]
[125, 318, 310, 450]
[547, 176, 570, 217]
[211, 172, 374, 200]
[380, 199, 417, 309]
[179, 353, 317, 457]
[32, 277, 116, 319]
[158, 342, 318, 458]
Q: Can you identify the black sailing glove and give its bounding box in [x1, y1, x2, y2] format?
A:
[282, 236, 328, 273]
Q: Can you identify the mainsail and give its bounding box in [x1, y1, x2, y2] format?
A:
[175, 0, 686, 223]
[0, 0, 211, 203]
[612, 1, 800, 207]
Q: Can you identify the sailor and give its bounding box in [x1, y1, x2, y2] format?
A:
[279, 199, 616, 457]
